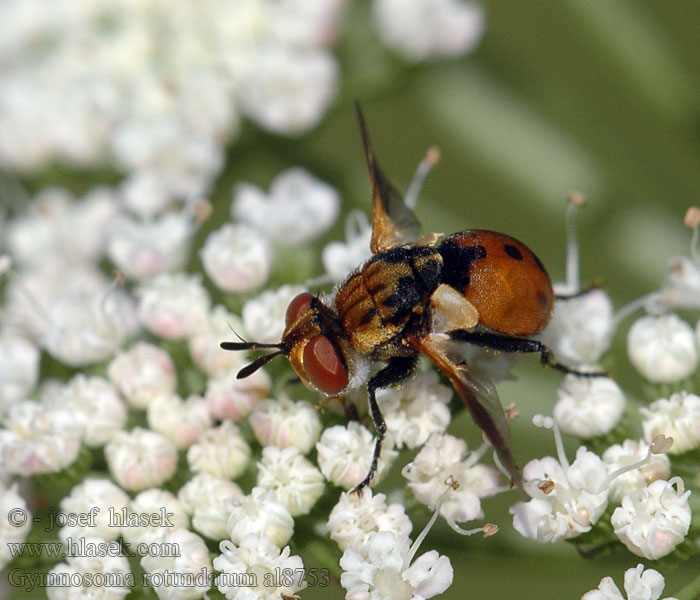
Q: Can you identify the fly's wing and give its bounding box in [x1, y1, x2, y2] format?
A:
[408, 334, 524, 493]
[355, 103, 421, 254]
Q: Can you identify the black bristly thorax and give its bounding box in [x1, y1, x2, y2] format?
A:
[334, 245, 443, 359]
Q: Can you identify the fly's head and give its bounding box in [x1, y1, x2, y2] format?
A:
[221, 292, 351, 396]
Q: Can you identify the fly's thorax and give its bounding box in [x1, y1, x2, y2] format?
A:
[335, 245, 443, 356]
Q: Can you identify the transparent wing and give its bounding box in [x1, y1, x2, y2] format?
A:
[408, 334, 524, 492]
[355, 103, 421, 254]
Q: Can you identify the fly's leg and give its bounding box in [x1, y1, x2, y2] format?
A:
[351, 355, 417, 495]
[448, 330, 605, 377]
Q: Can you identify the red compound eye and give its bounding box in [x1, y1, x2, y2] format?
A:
[302, 335, 348, 395]
[285, 292, 313, 327]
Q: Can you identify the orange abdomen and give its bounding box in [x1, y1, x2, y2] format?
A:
[439, 230, 554, 336]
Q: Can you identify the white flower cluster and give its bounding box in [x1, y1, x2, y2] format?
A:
[582, 564, 678, 600]
[510, 415, 690, 560]
[402, 433, 501, 530]
[0, 4, 500, 599]
[0, 177, 342, 599]
[516, 200, 700, 562]
[510, 438, 610, 543]
[621, 208, 700, 384]
[330, 488, 454, 600]
[373, 0, 485, 62]
[4, 195, 695, 600]
[199, 169, 340, 300]
[0, 0, 346, 211]
[2, 189, 142, 368]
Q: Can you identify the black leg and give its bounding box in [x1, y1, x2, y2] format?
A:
[352, 355, 418, 494]
[448, 329, 604, 377]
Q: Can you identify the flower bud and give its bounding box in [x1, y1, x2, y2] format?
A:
[58, 478, 130, 543]
[214, 536, 305, 600]
[105, 428, 178, 491]
[47, 536, 131, 600]
[107, 213, 193, 280]
[248, 397, 321, 454]
[226, 486, 294, 547]
[140, 527, 211, 600]
[542, 289, 614, 366]
[147, 394, 212, 450]
[43, 287, 139, 367]
[316, 422, 397, 490]
[641, 391, 700, 454]
[188, 305, 247, 377]
[140, 527, 212, 600]
[611, 477, 691, 559]
[200, 222, 273, 292]
[108, 342, 177, 410]
[178, 473, 243, 542]
[0, 401, 82, 475]
[327, 489, 412, 553]
[582, 564, 674, 600]
[122, 489, 189, 550]
[602, 439, 671, 504]
[402, 433, 500, 526]
[627, 314, 698, 383]
[186, 421, 251, 480]
[554, 375, 625, 439]
[242, 285, 306, 344]
[373, 0, 484, 62]
[232, 168, 340, 245]
[256, 446, 324, 516]
[136, 273, 210, 340]
[49, 375, 127, 448]
[205, 368, 270, 422]
[510, 447, 609, 543]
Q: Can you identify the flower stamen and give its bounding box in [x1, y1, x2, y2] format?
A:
[684, 206, 700, 262]
[404, 146, 440, 209]
[601, 434, 673, 491]
[564, 193, 585, 294]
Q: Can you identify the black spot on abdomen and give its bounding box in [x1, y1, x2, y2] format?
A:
[504, 244, 523, 260]
[533, 252, 547, 274]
